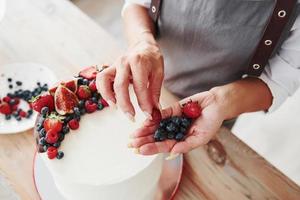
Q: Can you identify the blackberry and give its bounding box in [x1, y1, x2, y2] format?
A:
[56, 151, 64, 159]
[41, 107, 49, 117]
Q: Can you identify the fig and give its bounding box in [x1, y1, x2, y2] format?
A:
[49, 79, 78, 96]
[54, 85, 79, 115]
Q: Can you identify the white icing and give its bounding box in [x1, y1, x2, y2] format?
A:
[41, 86, 178, 200]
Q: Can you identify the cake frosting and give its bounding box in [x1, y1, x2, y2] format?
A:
[39, 86, 178, 200]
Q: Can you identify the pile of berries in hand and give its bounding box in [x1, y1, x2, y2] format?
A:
[34, 66, 109, 160]
[153, 101, 202, 142]
[0, 78, 48, 121]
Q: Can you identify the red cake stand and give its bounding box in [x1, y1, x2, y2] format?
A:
[33, 150, 183, 200]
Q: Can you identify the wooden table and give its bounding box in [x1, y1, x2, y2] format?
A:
[0, 0, 299, 199]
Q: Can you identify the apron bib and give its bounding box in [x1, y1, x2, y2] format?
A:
[153, 0, 299, 98]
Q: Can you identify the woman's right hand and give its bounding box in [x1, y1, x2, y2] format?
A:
[96, 33, 164, 121]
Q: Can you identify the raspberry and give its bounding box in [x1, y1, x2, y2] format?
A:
[47, 146, 58, 159]
[45, 129, 59, 144]
[0, 102, 12, 115]
[19, 110, 27, 118]
[100, 98, 109, 107]
[88, 80, 97, 92]
[68, 119, 79, 130]
[85, 100, 97, 113]
[3, 96, 11, 103]
[182, 101, 201, 119]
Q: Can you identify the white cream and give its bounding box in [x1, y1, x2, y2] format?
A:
[41, 86, 178, 200]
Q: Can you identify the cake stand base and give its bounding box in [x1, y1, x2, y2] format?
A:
[33, 153, 183, 200]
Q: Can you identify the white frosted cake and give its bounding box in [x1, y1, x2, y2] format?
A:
[39, 86, 178, 200]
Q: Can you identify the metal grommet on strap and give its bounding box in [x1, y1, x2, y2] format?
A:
[278, 10, 287, 18]
[151, 5, 156, 13]
[264, 40, 272, 46]
[253, 64, 261, 70]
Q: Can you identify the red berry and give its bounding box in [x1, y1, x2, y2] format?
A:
[182, 101, 202, 119]
[79, 66, 98, 80]
[47, 146, 58, 159]
[12, 104, 18, 111]
[14, 98, 20, 105]
[3, 96, 11, 103]
[45, 129, 59, 144]
[0, 102, 12, 115]
[77, 85, 91, 100]
[68, 119, 79, 130]
[100, 98, 109, 107]
[43, 114, 63, 132]
[89, 80, 97, 92]
[19, 110, 27, 118]
[31, 94, 55, 113]
[85, 100, 97, 113]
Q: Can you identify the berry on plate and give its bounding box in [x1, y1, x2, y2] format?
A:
[0, 102, 12, 115]
[182, 101, 202, 119]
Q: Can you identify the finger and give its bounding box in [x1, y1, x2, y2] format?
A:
[161, 102, 182, 119]
[179, 91, 215, 107]
[149, 59, 164, 109]
[114, 58, 135, 119]
[96, 67, 116, 105]
[131, 123, 158, 138]
[130, 55, 153, 118]
[130, 135, 155, 148]
[139, 140, 176, 155]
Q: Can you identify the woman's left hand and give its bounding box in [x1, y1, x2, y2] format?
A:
[129, 90, 226, 155]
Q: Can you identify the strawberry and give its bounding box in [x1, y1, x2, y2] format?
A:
[79, 66, 98, 80]
[89, 80, 97, 92]
[46, 129, 59, 144]
[43, 114, 63, 132]
[182, 101, 202, 119]
[100, 98, 109, 107]
[68, 119, 79, 130]
[3, 96, 11, 103]
[0, 102, 12, 115]
[30, 94, 55, 113]
[19, 110, 27, 118]
[47, 146, 58, 159]
[85, 100, 97, 113]
[77, 85, 91, 100]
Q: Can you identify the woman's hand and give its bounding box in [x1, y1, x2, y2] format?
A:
[129, 91, 226, 156]
[96, 33, 164, 121]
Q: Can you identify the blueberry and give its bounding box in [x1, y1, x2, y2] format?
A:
[39, 137, 46, 145]
[77, 78, 84, 85]
[159, 133, 167, 141]
[9, 84, 13, 89]
[171, 116, 181, 125]
[181, 117, 192, 128]
[5, 115, 11, 120]
[78, 100, 85, 108]
[97, 103, 104, 110]
[7, 93, 15, 98]
[167, 132, 175, 139]
[16, 81, 22, 86]
[74, 107, 81, 116]
[16, 116, 22, 121]
[7, 78, 12, 82]
[58, 133, 65, 142]
[53, 142, 61, 148]
[179, 126, 187, 134]
[36, 123, 43, 131]
[38, 145, 46, 153]
[64, 115, 73, 123]
[39, 128, 46, 137]
[91, 97, 98, 103]
[56, 151, 64, 159]
[74, 115, 81, 121]
[175, 133, 185, 141]
[82, 79, 89, 85]
[37, 82, 41, 86]
[27, 109, 33, 115]
[62, 126, 70, 134]
[43, 144, 50, 152]
[166, 122, 177, 133]
[159, 121, 166, 128]
[80, 108, 86, 115]
[41, 107, 49, 117]
[92, 92, 101, 99]
[154, 129, 162, 141]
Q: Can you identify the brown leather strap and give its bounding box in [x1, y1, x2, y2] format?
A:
[149, 0, 162, 23]
[246, 0, 297, 76]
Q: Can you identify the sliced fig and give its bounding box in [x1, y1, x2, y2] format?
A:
[79, 66, 98, 80]
[49, 79, 78, 96]
[54, 85, 79, 115]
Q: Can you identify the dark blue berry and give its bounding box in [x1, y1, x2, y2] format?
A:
[62, 126, 70, 134]
[39, 128, 46, 137]
[43, 144, 50, 152]
[16, 116, 22, 121]
[36, 123, 43, 131]
[77, 78, 84, 85]
[97, 103, 104, 110]
[39, 137, 46, 145]
[91, 97, 98, 103]
[53, 142, 61, 148]
[7, 78, 12, 82]
[5, 115, 11, 120]
[80, 108, 86, 115]
[41, 107, 49, 117]
[16, 81, 22, 86]
[74, 107, 81, 116]
[167, 132, 175, 139]
[166, 122, 177, 133]
[175, 133, 185, 141]
[78, 100, 85, 108]
[181, 117, 192, 128]
[56, 151, 64, 159]
[9, 99, 16, 105]
[37, 82, 41, 86]
[58, 133, 65, 142]
[9, 84, 13, 89]
[82, 79, 89, 85]
[171, 116, 181, 125]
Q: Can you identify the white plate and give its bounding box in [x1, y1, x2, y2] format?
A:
[0, 63, 57, 134]
[33, 152, 183, 200]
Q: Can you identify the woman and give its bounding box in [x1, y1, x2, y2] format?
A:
[96, 0, 300, 157]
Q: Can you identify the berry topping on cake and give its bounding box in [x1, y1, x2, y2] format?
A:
[43, 114, 63, 132]
[46, 129, 59, 144]
[85, 100, 98, 113]
[77, 85, 92, 100]
[79, 66, 98, 80]
[47, 146, 58, 159]
[182, 101, 201, 119]
[55, 85, 79, 115]
[49, 80, 78, 96]
[31, 94, 55, 113]
[68, 119, 79, 130]
[88, 80, 97, 92]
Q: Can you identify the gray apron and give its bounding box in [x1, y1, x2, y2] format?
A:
[155, 0, 300, 98]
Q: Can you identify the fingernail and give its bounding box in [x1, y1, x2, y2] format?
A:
[125, 112, 135, 122]
[107, 100, 117, 110]
[165, 153, 179, 161]
[133, 148, 140, 154]
[143, 111, 152, 120]
[127, 142, 133, 148]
